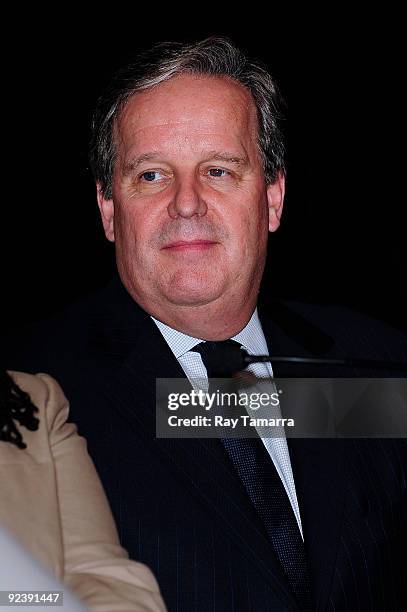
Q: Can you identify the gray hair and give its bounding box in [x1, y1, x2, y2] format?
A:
[90, 37, 286, 198]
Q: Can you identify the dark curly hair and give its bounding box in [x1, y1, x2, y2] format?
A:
[0, 371, 39, 449]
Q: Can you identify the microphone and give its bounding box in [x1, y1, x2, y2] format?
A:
[237, 347, 407, 375]
[194, 342, 407, 376]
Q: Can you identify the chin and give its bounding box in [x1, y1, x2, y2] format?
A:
[165, 289, 222, 307]
[163, 276, 225, 307]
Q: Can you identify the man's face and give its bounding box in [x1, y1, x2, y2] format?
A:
[98, 74, 284, 328]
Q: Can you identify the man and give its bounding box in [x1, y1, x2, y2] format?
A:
[7, 38, 407, 611]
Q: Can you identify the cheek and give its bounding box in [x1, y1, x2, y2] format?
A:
[114, 209, 135, 249]
[228, 204, 267, 255]
[114, 203, 151, 250]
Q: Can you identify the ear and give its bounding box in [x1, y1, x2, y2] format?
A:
[96, 183, 115, 242]
[267, 172, 285, 232]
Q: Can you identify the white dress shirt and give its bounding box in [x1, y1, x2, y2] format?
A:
[152, 309, 303, 537]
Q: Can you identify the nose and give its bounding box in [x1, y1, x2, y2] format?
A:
[167, 176, 208, 219]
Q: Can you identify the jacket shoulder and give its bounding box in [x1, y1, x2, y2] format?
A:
[261, 298, 407, 365]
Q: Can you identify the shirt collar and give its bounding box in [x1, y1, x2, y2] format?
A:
[151, 308, 270, 360]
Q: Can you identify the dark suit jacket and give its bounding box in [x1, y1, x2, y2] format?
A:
[5, 276, 407, 611]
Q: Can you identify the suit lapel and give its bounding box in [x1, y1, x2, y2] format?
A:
[287, 438, 349, 612]
[260, 303, 349, 611]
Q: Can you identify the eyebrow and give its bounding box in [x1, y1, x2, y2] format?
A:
[122, 150, 250, 175]
[204, 151, 249, 167]
[123, 152, 163, 175]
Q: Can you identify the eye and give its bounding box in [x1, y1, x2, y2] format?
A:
[208, 168, 228, 178]
[140, 170, 163, 182]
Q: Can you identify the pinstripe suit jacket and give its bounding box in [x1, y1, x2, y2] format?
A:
[6, 276, 407, 611]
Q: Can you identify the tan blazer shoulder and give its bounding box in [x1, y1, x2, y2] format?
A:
[0, 371, 166, 612]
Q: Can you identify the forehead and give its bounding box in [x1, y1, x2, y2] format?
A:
[115, 74, 259, 153]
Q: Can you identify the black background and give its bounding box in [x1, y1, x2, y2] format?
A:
[2, 10, 405, 334]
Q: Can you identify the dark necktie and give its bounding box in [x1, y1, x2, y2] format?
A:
[194, 340, 313, 611]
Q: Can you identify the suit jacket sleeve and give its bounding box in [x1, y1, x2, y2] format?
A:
[33, 373, 166, 612]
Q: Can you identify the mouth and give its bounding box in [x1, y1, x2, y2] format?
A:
[161, 240, 218, 252]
